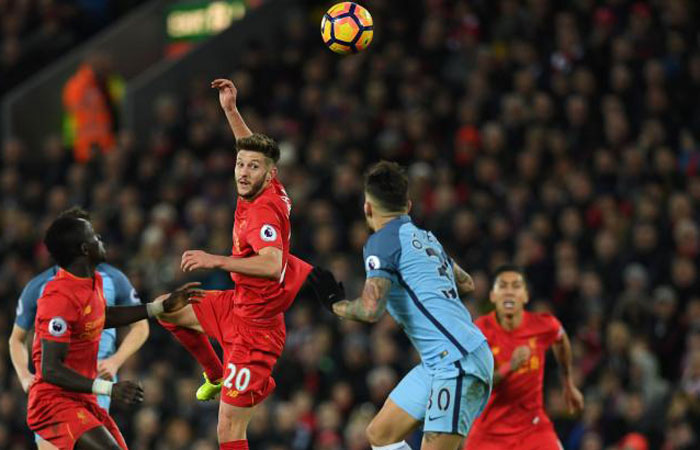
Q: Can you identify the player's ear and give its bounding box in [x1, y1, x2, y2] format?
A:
[267, 165, 278, 182]
[406, 199, 413, 213]
[80, 242, 90, 256]
[364, 200, 372, 218]
[489, 288, 497, 305]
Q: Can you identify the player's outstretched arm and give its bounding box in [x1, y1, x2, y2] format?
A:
[453, 261, 475, 297]
[104, 282, 204, 329]
[332, 277, 391, 323]
[211, 78, 253, 139]
[552, 331, 585, 414]
[40, 339, 144, 404]
[181, 248, 283, 280]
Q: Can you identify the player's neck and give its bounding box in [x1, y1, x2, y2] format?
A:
[373, 215, 395, 231]
[497, 311, 524, 331]
[372, 213, 405, 232]
[63, 259, 96, 279]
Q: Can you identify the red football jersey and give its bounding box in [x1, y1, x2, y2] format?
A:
[231, 178, 306, 320]
[28, 270, 106, 413]
[471, 311, 563, 435]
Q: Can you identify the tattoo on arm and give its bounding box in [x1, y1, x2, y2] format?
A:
[453, 263, 475, 296]
[332, 278, 391, 323]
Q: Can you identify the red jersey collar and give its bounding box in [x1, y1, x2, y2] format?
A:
[492, 309, 529, 333]
[56, 268, 95, 281]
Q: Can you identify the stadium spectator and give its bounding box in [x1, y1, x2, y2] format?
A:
[62, 52, 124, 163]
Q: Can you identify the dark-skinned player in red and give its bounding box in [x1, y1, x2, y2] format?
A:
[156, 78, 344, 450]
[27, 214, 202, 449]
[463, 265, 584, 450]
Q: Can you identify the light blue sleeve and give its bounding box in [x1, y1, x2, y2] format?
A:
[103, 265, 141, 306]
[363, 228, 402, 282]
[14, 275, 49, 330]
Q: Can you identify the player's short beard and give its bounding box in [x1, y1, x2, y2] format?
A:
[238, 175, 267, 200]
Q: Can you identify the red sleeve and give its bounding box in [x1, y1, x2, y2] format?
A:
[244, 204, 284, 252]
[541, 313, 564, 347]
[35, 289, 79, 343]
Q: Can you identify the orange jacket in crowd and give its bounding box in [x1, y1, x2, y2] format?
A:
[62, 63, 121, 163]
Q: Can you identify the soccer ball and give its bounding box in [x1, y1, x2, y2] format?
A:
[321, 2, 373, 55]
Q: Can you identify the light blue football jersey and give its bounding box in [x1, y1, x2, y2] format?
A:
[363, 215, 486, 368]
[15, 263, 141, 360]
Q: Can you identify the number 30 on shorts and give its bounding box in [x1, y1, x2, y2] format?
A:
[223, 363, 251, 392]
[428, 388, 451, 411]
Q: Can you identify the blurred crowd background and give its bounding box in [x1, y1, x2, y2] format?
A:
[2, 0, 700, 449]
[0, 0, 144, 95]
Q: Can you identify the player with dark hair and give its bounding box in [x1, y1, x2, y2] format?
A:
[27, 213, 201, 449]
[155, 79, 342, 450]
[323, 161, 493, 450]
[463, 265, 584, 450]
[9, 207, 149, 450]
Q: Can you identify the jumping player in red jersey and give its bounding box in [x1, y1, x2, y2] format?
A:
[156, 79, 343, 450]
[28, 213, 202, 449]
[463, 265, 584, 450]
